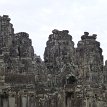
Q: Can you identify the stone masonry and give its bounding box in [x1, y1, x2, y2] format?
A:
[0, 15, 107, 107]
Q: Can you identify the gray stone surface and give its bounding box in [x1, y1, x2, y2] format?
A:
[0, 15, 107, 107]
[76, 32, 103, 84]
[44, 29, 76, 88]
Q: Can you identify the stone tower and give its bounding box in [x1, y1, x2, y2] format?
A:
[44, 29, 76, 87]
[0, 15, 14, 50]
[0, 15, 14, 90]
[0, 15, 36, 90]
[76, 32, 103, 85]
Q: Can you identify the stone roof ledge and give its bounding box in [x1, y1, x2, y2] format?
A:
[81, 32, 97, 40]
[52, 29, 69, 34]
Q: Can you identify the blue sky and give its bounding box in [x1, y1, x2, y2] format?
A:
[0, 0, 107, 62]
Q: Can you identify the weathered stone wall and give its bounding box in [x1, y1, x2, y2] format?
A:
[0, 15, 107, 107]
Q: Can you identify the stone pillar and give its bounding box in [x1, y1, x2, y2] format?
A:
[22, 96, 27, 107]
[29, 95, 35, 107]
[9, 96, 15, 107]
[85, 98, 89, 107]
[26, 95, 29, 107]
[3, 98, 8, 107]
[67, 98, 71, 107]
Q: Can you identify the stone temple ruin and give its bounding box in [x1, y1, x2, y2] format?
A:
[0, 15, 107, 107]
